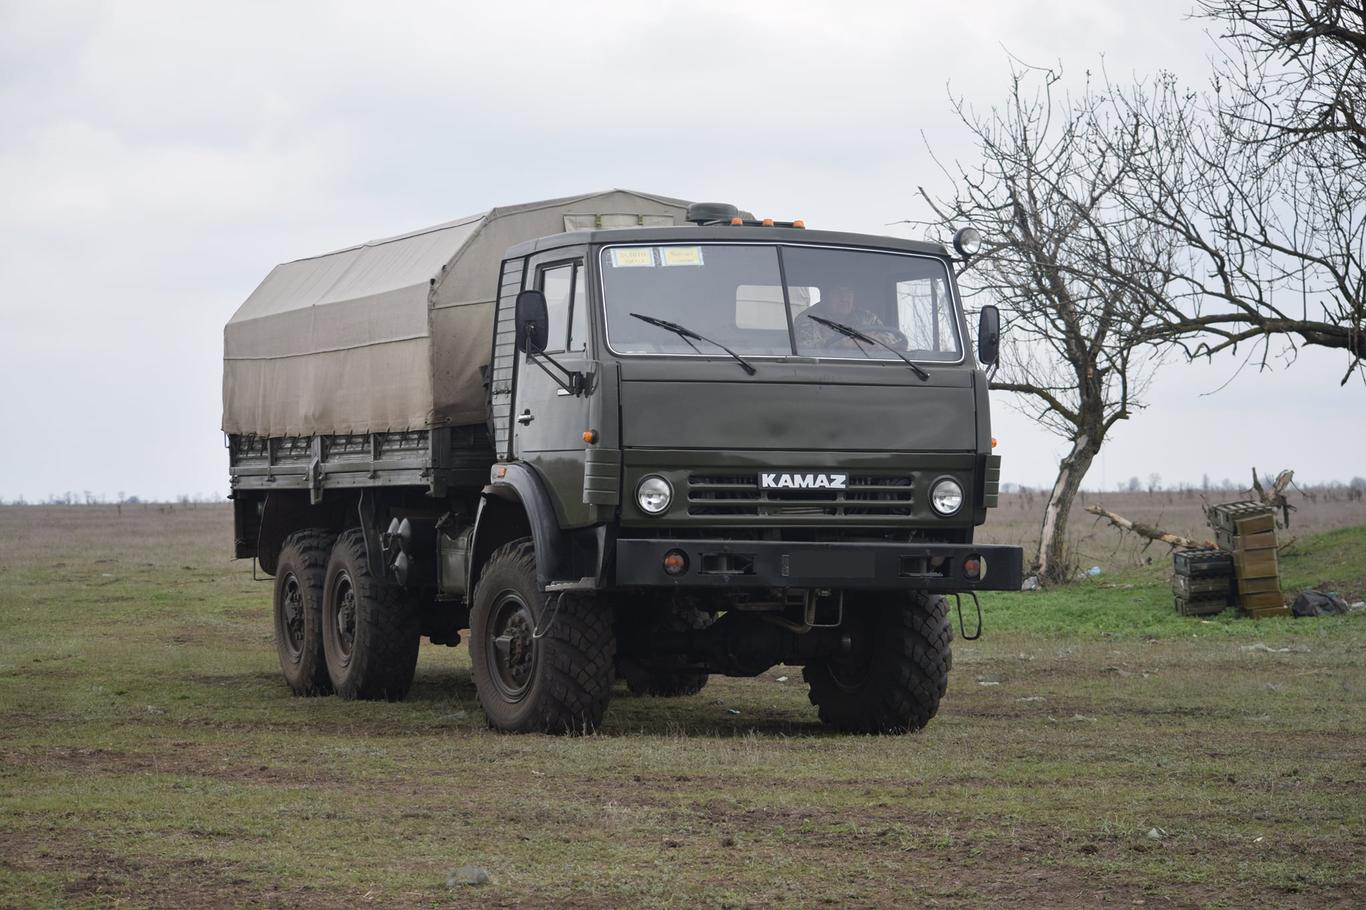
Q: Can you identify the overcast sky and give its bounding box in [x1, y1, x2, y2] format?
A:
[1, 0, 1361, 502]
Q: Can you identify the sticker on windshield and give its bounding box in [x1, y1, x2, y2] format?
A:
[660, 246, 705, 267]
[609, 248, 656, 268]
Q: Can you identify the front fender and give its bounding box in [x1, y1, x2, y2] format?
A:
[472, 463, 568, 592]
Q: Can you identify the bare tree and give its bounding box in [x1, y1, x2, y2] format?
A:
[1204, 0, 1365, 162]
[1111, 4, 1365, 381]
[917, 66, 1168, 583]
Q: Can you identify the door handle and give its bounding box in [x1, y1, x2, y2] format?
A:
[516, 410, 534, 425]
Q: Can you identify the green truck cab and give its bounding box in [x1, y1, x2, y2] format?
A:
[224, 190, 1021, 734]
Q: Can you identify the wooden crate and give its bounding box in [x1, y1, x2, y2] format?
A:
[1173, 548, 1233, 578]
[1241, 591, 1289, 618]
[1215, 528, 1279, 551]
[1241, 591, 1287, 610]
[1172, 573, 1232, 599]
[1232, 576, 1281, 596]
[1207, 501, 1276, 536]
[1175, 595, 1230, 617]
[1233, 547, 1279, 580]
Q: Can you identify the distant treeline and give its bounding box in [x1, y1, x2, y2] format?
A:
[1001, 477, 1366, 497]
[0, 492, 226, 506]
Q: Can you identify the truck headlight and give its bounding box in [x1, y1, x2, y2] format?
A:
[930, 477, 964, 516]
[636, 476, 673, 514]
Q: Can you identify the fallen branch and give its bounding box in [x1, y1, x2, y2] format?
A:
[1251, 467, 1296, 528]
[1085, 504, 1216, 550]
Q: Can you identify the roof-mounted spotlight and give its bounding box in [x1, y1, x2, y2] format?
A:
[952, 226, 983, 260]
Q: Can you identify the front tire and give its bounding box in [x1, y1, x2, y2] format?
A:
[273, 530, 335, 696]
[321, 529, 420, 701]
[470, 540, 615, 733]
[804, 591, 952, 733]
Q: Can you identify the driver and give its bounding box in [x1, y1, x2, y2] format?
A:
[796, 285, 905, 351]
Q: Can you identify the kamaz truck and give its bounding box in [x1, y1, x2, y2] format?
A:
[223, 189, 1022, 734]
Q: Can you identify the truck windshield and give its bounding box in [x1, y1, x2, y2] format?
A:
[600, 243, 962, 362]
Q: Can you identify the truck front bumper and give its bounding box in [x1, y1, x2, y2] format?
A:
[614, 539, 1023, 592]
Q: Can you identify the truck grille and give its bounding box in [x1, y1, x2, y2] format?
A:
[687, 473, 914, 517]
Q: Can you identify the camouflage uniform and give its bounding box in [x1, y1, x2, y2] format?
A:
[795, 305, 904, 351]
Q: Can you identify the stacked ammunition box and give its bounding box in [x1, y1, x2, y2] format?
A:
[1206, 501, 1289, 618]
[1171, 548, 1235, 616]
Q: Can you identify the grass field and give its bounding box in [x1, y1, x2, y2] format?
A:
[1, 501, 1364, 909]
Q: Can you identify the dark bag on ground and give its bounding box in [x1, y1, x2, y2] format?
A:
[1290, 591, 1349, 617]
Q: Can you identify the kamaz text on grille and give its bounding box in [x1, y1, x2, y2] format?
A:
[759, 473, 849, 490]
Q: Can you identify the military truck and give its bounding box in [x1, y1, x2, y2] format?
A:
[223, 189, 1022, 734]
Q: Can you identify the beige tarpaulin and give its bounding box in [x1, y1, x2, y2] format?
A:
[223, 190, 691, 437]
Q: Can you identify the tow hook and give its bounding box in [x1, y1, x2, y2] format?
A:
[952, 592, 983, 641]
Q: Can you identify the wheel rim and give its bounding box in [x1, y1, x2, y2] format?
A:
[485, 589, 537, 702]
[331, 572, 357, 660]
[280, 572, 305, 657]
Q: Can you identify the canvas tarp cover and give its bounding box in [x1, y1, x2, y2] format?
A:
[223, 190, 690, 437]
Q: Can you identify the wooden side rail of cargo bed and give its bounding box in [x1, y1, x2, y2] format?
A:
[227, 426, 495, 499]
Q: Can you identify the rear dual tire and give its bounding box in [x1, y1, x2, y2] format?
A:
[272, 530, 336, 696]
[321, 529, 421, 701]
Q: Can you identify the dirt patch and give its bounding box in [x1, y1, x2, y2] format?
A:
[2, 746, 325, 788]
[0, 828, 345, 910]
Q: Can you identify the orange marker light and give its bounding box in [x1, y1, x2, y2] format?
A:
[582, 429, 598, 444]
[496, 466, 508, 478]
[662, 549, 688, 576]
[991, 437, 998, 449]
[730, 216, 743, 225]
[761, 217, 774, 226]
[793, 219, 806, 229]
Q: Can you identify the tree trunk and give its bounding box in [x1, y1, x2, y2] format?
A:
[1035, 434, 1098, 584]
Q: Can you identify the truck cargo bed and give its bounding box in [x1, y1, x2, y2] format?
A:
[228, 425, 494, 500]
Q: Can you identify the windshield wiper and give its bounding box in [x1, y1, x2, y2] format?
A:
[628, 313, 757, 376]
[804, 315, 930, 381]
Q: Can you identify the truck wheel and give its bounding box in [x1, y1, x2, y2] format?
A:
[273, 530, 335, 696]
[470, 540, 615, 733]
[321, 529, 421, 701]
[622, 664, 709, 698]
[803, 591, 952, 734]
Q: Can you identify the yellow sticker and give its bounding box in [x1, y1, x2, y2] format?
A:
[660, 246, 704, 267]
[609, 247, 655, 268]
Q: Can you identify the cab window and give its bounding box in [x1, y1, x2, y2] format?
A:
[569, 264, 588, 352]
[537, 263, 575, 353]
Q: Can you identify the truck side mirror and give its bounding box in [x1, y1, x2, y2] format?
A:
[515, 289, 549, 353]
[977, 305, 1000, 366]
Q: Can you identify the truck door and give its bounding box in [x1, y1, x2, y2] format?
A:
[512, 253, 595, 526]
